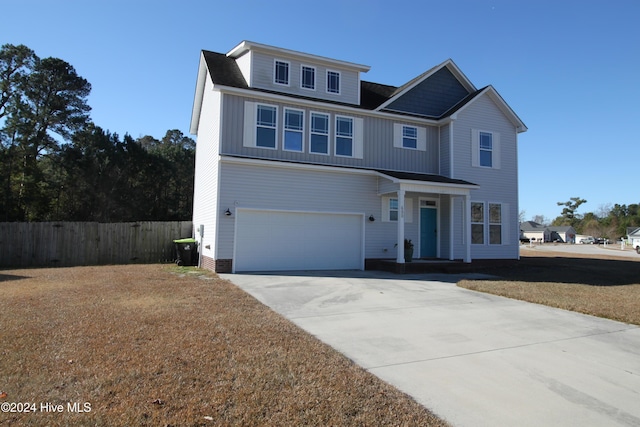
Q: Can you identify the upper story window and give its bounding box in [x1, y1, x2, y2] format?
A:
[335, 116, 353, 157]
[472, 129, 501, 169]
[274, 60, 289, 86]
[256, 104, 277, 148]
[327, 70, 340, 94]
[301, 65, 315, 90]
[310, 112, 329, 155]
[284, 108, 304, 152]
[479, 132, 493, 167]
[402, 126, 417, 149]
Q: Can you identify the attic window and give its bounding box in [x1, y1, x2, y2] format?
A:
[274, 60, 289, 85]
[301, 65, 315, 90]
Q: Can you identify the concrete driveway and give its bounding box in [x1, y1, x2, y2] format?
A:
[221, 271, 640, 427]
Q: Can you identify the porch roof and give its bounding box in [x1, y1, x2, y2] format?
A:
[376, 170, 478, 196]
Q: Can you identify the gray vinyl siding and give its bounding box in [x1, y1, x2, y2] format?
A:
[220, 94, 439, 174]
[216, 161, 420, 260]
[452, 94, 519, 259]
[385, 67, 470, 117]
[192, 79, 222, 259]
[439, 123, 451, 177]
[249, 51, 360, 105]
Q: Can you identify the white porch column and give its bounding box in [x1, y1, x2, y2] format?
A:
[465, 194, 472, 263]
[396, 188, 405, 264]
[449, 195, 455, 261]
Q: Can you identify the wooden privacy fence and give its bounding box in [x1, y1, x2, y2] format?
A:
[0, 221, 193, 268]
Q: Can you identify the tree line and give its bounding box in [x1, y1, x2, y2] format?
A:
[0, 44, 195, 222]
[528, 197, 640, 239]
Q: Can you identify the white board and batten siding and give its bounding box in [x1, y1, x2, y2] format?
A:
[234, 209, 364, 272]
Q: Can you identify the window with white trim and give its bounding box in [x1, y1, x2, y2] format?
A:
[274, 60, 289, 85]
[310, 112, 329, 154]
[489, 203, 502, 244]
[480, 132, 493, 167]
[393, 123, 427, 151]
[301, 65, 315, 90]
[327, 70, 340, 94]
[256, 104, 277, 148]
[472, 129, 500, 169]
[335, 116, 353, 157]
[389, 198, 399, 221]
[403, 125, 417, 149]
[471, 202, 484, 244]
[284, 108, 304, 152]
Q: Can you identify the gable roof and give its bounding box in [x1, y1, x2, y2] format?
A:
[191, 46, 527, 134]
[627, 227, 640, 236]
[520, 221, 545, 231]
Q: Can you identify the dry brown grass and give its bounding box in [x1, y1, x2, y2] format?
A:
[0, 265, 448, 426]
[458, 250, 640, 325]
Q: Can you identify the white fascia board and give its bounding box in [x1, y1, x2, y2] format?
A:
[190, 53, 209, 135]
[227, 40, 371, 73]
[450, 86, 528, 133]
[375, 59, 477, 112]
[212, 84, 441, 126]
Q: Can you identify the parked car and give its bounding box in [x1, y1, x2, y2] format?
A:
[580, 236, 596, 244]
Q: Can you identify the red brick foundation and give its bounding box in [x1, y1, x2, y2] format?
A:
[201, 255, 233, 273]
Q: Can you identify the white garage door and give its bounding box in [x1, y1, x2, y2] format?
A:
[234, 209, 363, 272]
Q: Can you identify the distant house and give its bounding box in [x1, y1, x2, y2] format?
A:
[548, 226, 576, 243]
[520, 221, 549, 242]
[627, 227, 640, 247]
[520, 222, 576, 243]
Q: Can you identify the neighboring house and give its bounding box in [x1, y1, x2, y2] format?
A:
[520, 221, 549, 242]
[190, 41, 527, 273]
[627, 227, 640, 247]
[520, 222, 576, 243]
[548, 226, 576, 243]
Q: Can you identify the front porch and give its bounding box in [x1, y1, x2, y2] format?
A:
[366, 258, 517, 274]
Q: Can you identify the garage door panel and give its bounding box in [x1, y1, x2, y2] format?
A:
[235, 210, 363, 272]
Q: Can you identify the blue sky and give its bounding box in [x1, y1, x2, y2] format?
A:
[4, 0, 639, 222]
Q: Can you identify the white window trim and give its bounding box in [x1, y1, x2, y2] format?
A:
[488, 201, 510, 245]
[471, 201, 485, 245]
[334, 115, 354, 158]
[326, 69, 341, 95]
[252, 102, 278, 150]
[471, 129, 501, 169]
[393, 123, 427, 151]
[283, 107, 305, 153]
[309, 111, 330, 155]
[382, 196, 413, 223]
[274, 59, 290, 86]
[300, 64, 316, 91]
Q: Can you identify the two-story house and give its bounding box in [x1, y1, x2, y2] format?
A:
[190, 41, 527, 273]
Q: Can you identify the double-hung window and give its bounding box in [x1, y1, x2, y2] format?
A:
[389, 198, 399, 221]
[489, 203, 502, 244]
[256, 104, 277, 148]
[301, 65, 315, 90]
[327, 70, 340, 94]
[479, 132, 493, 167]
[402, 125, 417, 149]
[335, 116, 353, 157]
[471, 202, 484, 244]
[310, 112, 329, 154]
[284, 108, 304, 152]
[274, 60, 289, 85]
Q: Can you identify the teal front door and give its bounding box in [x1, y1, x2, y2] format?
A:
[420, 208, 437, 258]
